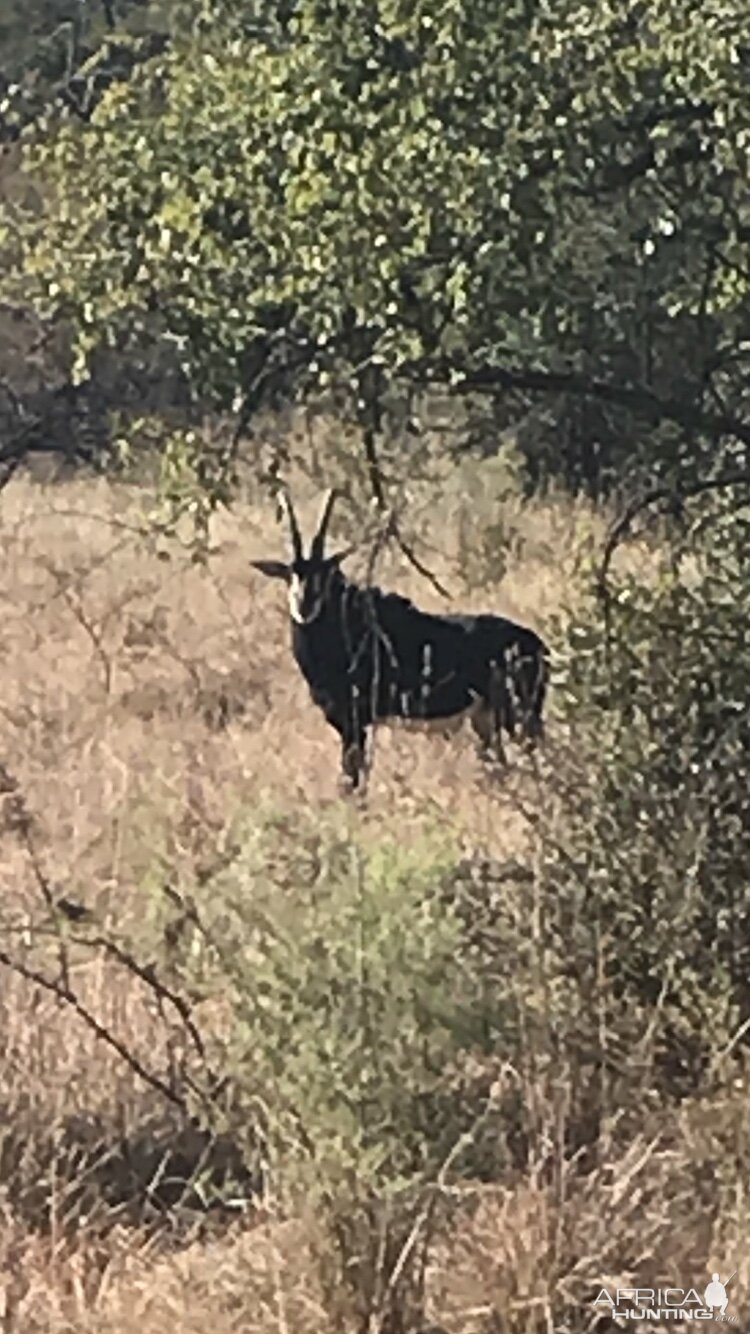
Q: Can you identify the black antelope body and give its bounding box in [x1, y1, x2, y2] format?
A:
[252, 489, 548, 789]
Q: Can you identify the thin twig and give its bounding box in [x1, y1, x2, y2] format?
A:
[71, 930, 207, 1061]
[360, 428, 452, 599]
[393, 528, 452, 600]
[60, 586, 113, 694]
[596, 467, 750, 600]
[374, 1098, 501, 1330]
[0, 761, 71, 990]
[0, 948, 188, 1111]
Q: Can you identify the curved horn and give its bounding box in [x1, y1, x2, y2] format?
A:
[278, 489, 303, 561]
[311, 488, 337, 558]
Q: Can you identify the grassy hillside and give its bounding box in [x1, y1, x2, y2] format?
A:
[0, 464, 747, 1333]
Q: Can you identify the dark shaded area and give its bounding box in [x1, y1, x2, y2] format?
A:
[0, 1103, 258, 1234]
[0, 0, 163, 142]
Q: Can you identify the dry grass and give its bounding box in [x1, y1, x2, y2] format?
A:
[0, 467, 569, 880]
[0, 466, 746, 1332]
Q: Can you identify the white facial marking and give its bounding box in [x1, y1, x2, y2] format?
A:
[288, 571, 325, 625]
[288, 573, 305, 624]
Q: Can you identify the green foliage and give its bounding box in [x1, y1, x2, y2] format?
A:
[170, 813, 487, 1192]
[549, 507, 750, 1090]
[149, 700, 750, 1321]
[3, 0, 749, 491]
[158, 811, 515, 1328]
[0, 0, 166, 134]
[154, 425, 235, 551]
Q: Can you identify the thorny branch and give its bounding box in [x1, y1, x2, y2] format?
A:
[71, 930, 207, 1062]
[0, 946, 188, 1111]
[0, 761, 210, 1111]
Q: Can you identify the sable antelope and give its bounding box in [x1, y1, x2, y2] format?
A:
[252, 489, 548, 789]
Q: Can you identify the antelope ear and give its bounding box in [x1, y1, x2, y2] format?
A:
[329, 547, 355, 565]
[251, 559, 291, 582]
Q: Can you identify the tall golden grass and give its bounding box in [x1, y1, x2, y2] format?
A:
[0, 467, 746, 1332]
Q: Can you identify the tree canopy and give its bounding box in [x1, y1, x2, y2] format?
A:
[2, 0, 750, 496]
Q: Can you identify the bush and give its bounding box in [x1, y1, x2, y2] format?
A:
[162, 811, 519, 1330]
[542, 508, 750, 1101]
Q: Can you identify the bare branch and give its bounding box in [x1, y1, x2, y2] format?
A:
[360, 423, 452, 600]
[409, 359, 750, 453]
[393, 529, 452, 600]
[71, 929, 207, 1062]
[0, 947, 188, 1112]
[597, 467, 750, 597]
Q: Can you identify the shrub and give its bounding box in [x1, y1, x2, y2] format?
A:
[542, 508, 750, 1103]
[164, 811, 519, 1330]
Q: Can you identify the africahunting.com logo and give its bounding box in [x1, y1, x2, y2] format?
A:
[595, 1272, 740, 1323]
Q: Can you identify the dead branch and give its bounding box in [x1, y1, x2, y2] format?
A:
[0, 947, 188, 1112]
